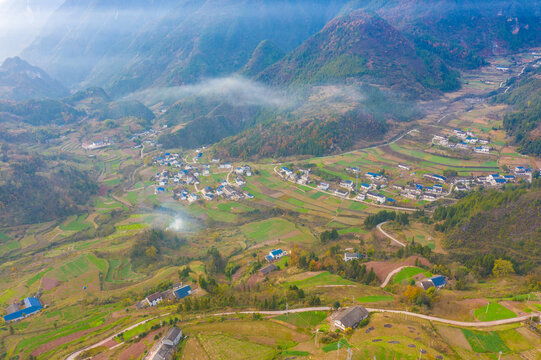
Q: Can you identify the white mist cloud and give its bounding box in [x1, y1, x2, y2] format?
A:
[127, 75, 294, 109]
[167, 217, 185, 233]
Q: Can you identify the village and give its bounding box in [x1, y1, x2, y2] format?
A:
[276, 162, 535, 207]
[152, 152, 255, 203]
[432, 128, 492, 155]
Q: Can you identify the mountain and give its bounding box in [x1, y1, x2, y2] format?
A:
[0, 99, 85, 126]
[22, 0, 350, 94]
[0, 57, 68, 101]
[493, 65, 541, 156]
[434, 183, 541, 273]
[241, 40, 285, 77]
[64, 87, 156, 122]
[257, 10, 460, 97]
[347, 0, 541, 58]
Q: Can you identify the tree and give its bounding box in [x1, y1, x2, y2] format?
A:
[333, 301, 341, 310]
[492, 259, 514, 277]
[145, 246, 158, 259]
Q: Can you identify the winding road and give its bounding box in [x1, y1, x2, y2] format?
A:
[377, 221, 406, 248]
[380, 265, 409, 288]
[65, 306, 540, 359]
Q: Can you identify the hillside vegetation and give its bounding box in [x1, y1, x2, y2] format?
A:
[0, 156, 98, 226]
[434, 181, 541, 272]
[494, 67, 541, 156]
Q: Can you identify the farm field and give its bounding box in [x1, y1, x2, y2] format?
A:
[474, 303, 517, 322]
[392, 267, 432, 285]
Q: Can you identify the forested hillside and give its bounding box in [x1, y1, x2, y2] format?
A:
[0, 156, 98, 225]
[494, 66, 541, 156]
[434, 181, 541, 272]
[258, 10, 460, 96]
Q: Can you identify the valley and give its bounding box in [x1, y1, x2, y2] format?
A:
[0, 48, 540, 360]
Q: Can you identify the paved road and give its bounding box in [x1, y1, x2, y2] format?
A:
[65, 314, 169, 360]
[67, 306, 540, 359]
[380, 265, 409, 288]
[365, 308, 540, 328]
[377, 221, 406, 248]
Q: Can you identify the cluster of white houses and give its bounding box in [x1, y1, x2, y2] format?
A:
[432, 129, 491, 154]
[152, 153, 254, 202]
[280, 167, 311, 185]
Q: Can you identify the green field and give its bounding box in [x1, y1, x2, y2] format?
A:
[286, 272, 357, 289]
[0, 231, 9, 241]
[357, 295, 394, 303]
[274, 311, 327, 328]
[474, 303, 516, 322]
[322, 338, 350, 352]
[310, 191, 325, 199]
[461, 329, 510, 353]
[392, 267, 432, 284]
[60, 215, 92, 231]
[348, 202, 367, 211]
[241, 218, 297, 242]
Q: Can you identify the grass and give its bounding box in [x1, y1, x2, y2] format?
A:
[337, 227, 365, 235]
[498, 329, 532, 352]
[392, 267, 432, 284]
[286, 271, 357, 289]
[322, 338, 350, 352]
[26, 267, 53, 287]
[474, 303, 516, 322]
[357, 295, 394, 303]
[310, 192, 325, 199]
[60, 214, 92, 231]
[348, 202, 367, 211]
[241, 218, 297, 243]
[286, 197, 305, 207]
[281, 350, 310, 356]
[274, 311, 327, 328]
[196, 333, 274, 360]
[461, 329, 510, 353]
[0, 231, 9, 241]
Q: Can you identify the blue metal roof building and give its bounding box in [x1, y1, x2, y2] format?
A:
[430, 275, 447, 288]
[173, 285, 192, 300]
[4, 297, 42, 322]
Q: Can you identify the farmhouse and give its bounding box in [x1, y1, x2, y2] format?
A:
[334, 188, 349, 198]
[151, 327, 183, 360]
[334, 306, 369, 331]
[340, 180, 354, 190]
[146, 292, 164, 307]
[355, 193, 366, 200]
[268, 249, 284, 261]
[366, 172, 382, 180]
[344, 253, 362, 262]
[360, 183, 372, 191]
[366, 191, 386, 204]
[424, 174, 447, 183]
[417, 275, 447, 290]
[318, 182, 330, 190]
[398, 164, 411, 171]
[173, 285, 192, 299]
[3, 297, 42, 322]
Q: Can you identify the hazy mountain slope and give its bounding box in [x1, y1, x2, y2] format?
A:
[346, 0, 541, 57]
[0, 0, 64, 61]
[257, 11, 459, 97]
[241, 40, 285, 77]
[0, 57, 68, 101]
[22, 0, 350, 94]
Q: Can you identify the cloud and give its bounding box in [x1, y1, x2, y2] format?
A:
[127, 75, 294, 108]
